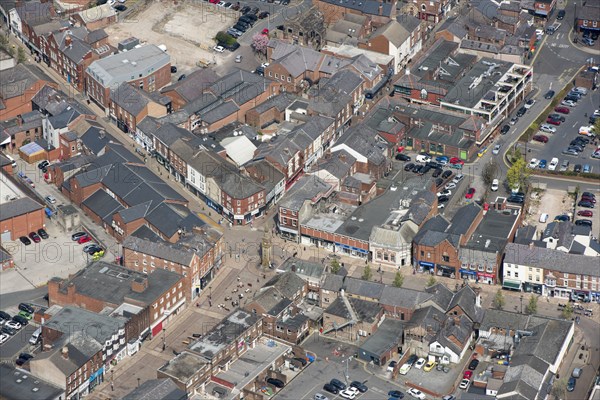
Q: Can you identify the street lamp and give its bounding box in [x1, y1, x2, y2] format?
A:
[162, 328, 166, 351]
[520, 294, 524, 314]
[209, 286, 212, 300]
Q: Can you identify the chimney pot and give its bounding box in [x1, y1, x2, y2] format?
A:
[61, 347, 69, 359]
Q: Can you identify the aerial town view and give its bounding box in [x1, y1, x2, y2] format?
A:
[0, 0, 599, 398]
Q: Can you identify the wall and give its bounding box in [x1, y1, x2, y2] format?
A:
[0, 207, 45, 239]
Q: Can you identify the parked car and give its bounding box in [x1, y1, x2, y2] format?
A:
[1, 326, 17, 336]
[557, 9, 565, 19]
[532, 135, 548, 143]
[71, 231, 87, 241]
[395, 153, 411, 161]
[340, 388, 359, 400]
[452, 174, 464, 184]
[449, 157, 464, 165]
[0, 333, 9, 344]
[555, 106, 570, 114]
[465, 188, 476, 199]
[77, 235, 92, 244]
[578, 201, 594, 209]
[459, 379, 471, 390]
[554, 214, 570, 222]
[561, 99, 576, 107]
[314, 393, 329, 400]
[544, 90, 555, 99]
[546, 118, 561, 126]
[350, 381, 368, 393]
[567, 377, 577, 392]
[510, 116, 519, 125]
[323, 384, 339, 395]
[516, 106, 527, 117]
[404, 163, 415, 171]
[414, 358, 426, 369]
[432, 169, 442, 178]
[18, 311, 32, 320]
[538, 159, 547, 169]
[28, 232, 41, 243]
[548, 157, 559, 171]
[329, 379, 346, 391]
[442, 170, 453, 179]
[170, 65, 178, 73]
[574, 164, 582, 173]
[266, 378, 284, 388]
[539, 124, 556, 133]
[423, 361, 437, 372]
[18, 303, 34, 314]
[577, 210, 593, 217]
[492, 144, 501, 154]
[387, 361, 397, 372]
[407, 388, 426, 400]
[443, 182, 455, 190]
[388, 390, 404, 399]
[12, 315, 28, 326]
[19, 236, 32, 246]
[491, 179, 499, 191]
[575, 219, 593, 227]
[572, 367, 583, 378]
[468, 358, 479, 370]
[37, 160, 49, 169]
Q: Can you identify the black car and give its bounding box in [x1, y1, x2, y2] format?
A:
[404, 163, 415, 172]
[350, 381, 368, 393]
[426, 161, 442, 169]
[406, 355, 419, 366]
[575, 219, 593, 227]
[244, 12, 258, 21]
[432, 168, 442, 178]
[254, 66, 265, 76]
[37, 228, 49, 239]
[435, 178, 444, 188]
[501, 124, 510, 134]
[177, 74, 186, 81]
[557, 9, 565, 19]
[19, 303, 35, 314]
[249, 6, 259, 14]
[582, 192, 596, 198]
[564, 95, 580, 102]
[388, 390, 404, 399]
[438, 195, 449, 203]
[170, 66, 178, 73]
[258, 11, 270, 18]
[266, 378, 284, 388]
[420, 165, 432, 175]
[1, 326, 17, 336]
[516, 106, 527, 117]
[574, 164, 582, 173]
[507, 196, 524, 204]
[548, 113, 565, 122]
[323, 384, 338, 395]
[330, 379, 346, 391]
[412, 165, 423, 174]
[114, 4, 127, 11]
[233, 23, 248, 32]
[293, 357, 307, 366]
[71, 231, 88, 241]
[85, 245, 104, 255]
[567, 377, 576, 392]
[442, 170, 453, 179]
[240, 5, 251, 13]
[19, 236, 32, 246]
[578, 201, 595, 209]
[15, 353, 33, 366]
[37, 160, 49, 170]
[235, 20, 250, 29]
[468, 358, 480, 370]
[13, 315, 28, 326]
[395, 153, 411, 161]
[544, 90, 555, 99]
[0, 311, 10, 320]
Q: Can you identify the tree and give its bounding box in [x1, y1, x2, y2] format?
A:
[526, 294, 538, 314]
[251, 32, 269, 55]
[551, 376, 568, 399]
[561, 303, 573, 320]
[17, 47, 26, 64]
[481, 161, 498, 186]
[492, 289, 505, 310]
[392, 271, 404, 288]
[507, 146, 522, 164]
[594, 117, 600, 135]
[426, 275, 436, 288]
[330, 258, 341, 274]
[506, 158, 529, 192]
[215, 32, 236, 47]
[362, 264, 372, 281]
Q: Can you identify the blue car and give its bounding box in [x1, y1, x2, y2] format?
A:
[567, 377, 576, 392]
[538, 159, 547, 169]
[435, 156, 449, 164]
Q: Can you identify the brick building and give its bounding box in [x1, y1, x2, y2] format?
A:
[0, 64, 56, 120]
[0, 196, 45, 240]
[109, 82, 170, 133]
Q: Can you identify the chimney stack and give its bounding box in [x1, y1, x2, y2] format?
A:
[61, 347, 69, 359]
[131, 276, 148, 293]
[65, 35, 72, 48]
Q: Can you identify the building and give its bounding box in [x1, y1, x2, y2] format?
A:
[85, 45, 171, 109]
[157, 352, 210, 394]
[0, 189, 45, 241]
[71, 4, 117, 30]
[400, 0, 451, 23]
[109, 83, 170, 133]
[274, 6, 326, 48]
[122, 229, 224, 300]
[575, 2, 600, 34]
[0, 364, 64, 400]
[503, 243, 600, 301]
[0, 64, 55, 120]
[122, 378, 188, 400]
[313, 0, 394, 25]
[357, 318, 403, 365]
[48, 260, 186, 342]
[322, 294, 385, 341]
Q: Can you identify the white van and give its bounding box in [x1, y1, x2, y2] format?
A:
[415, 154, 431, 163]
[4, 154, 17, 168]
[539, 213, 549, 223]
[29, 327, 42, 345]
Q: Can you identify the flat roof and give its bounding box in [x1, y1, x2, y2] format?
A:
[0, 364, 64, 400]
[321, 44, 394, 66]
[158, 352, 208, 383]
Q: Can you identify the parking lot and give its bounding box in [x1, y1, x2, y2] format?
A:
[0, 324, 37, 361]
[525, 89, 600, 174]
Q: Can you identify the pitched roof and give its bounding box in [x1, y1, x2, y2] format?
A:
[371, 20, 412, 47]
[110, 82, 160, 116]
[279, 175, 332, 211]
[263, 271, 306, 300]
[0, 197, 43, 220]
[161, 68, 219, 103]
[446, 202, 481, 235]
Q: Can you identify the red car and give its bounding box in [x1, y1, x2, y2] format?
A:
[465, 188, 476, 199]
[578, 210, 593, 217]
[532, 135, 549, 143]
[28, 232, 41, 243]
[262, 28, 269, 35]
[546, 118, 561, 126]
[449, 157, 465, 165]
[554, 106, 570, 114]
[77, 235, 92, 244]
[463, 370, 473, 380]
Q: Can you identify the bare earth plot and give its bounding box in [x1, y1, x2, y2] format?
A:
[105, 1, 237, 72]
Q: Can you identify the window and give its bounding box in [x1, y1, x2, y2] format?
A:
[514, 272, 519, 278]
[390, 254, 396, 263]
[384, 253, 389, 261]
[287, 77, 291, 82]
[275, 73, 279, 79]
[564, 273, 569, 278]
[269, 71, 273, 77]
[528, 275, 532, 281]
[237, 200, 241, 206]
[427, 252, 431, 259]
[442, 255, 450, 262]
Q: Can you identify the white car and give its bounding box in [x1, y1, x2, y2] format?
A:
[528, 158, 539, 169]
[45, 195, 56, 204]
[540, 124, 556, 133]
[548, 157, 559, 171]
[561, 100, 577, 107]
[340, 388, 359, 400]
[5, 321, 21, 330]
[459, 379, 471, 390]
[438, 189, 452, 197]
[445, 182, 457, 190]
[452, 174, 464, 184]
[408, 388, 426, 400]
[0, 333, 9, 344]
[593, 109, 600, 117]
[414, 358, 426, 369]
[524, 99, 536, 109]
[213, 45, 225, 53]
[217, 1, 226, 5]
[415, 154, 431, 163]
[492, 144, 501, 155]
[491, 179, 499, 191]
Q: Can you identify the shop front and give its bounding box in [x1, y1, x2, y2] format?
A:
[88, 367, 104, 393]
[437, 265, 456, 278]
[546, 286, 571, 298]
[502, 278, 522, 291]
[522, 282, 543, 294]
[418, 261, 435, 274]
[477, 272, 496, 285]
[571, 289, 590, 302]
[335, 243, 368, 259]
[590, 291, 600, 303]
[460, 268, 477, 281]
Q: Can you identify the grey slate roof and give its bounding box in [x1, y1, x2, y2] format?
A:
[31, 331, 102, 375]
[425, 283, 455, 310]
[122, 378, 187, 400]
[325, 296, 381, 323]
[0, 197, 43, 220]
[333, 124, 387, 166]
[82, 189, 124, 221]
[263, 271, 306, 300]
[359, 318, 403, 357]
[318, 0, 393, 16]
[0, 364, 64, 400]
[380, 285, 434, 308]
[86, 45, 170, 88]
[80, 124, 118, 154]
[446, 203, 481, 235]
[111, 82, 154, 116]
[0, 64, 50, 100]
[45, 306, 126, 344]
[432, 314, 473, 355]
[504, 242, 600, 277]
[447, 285, 484, 323]
[279, 175, 332, 211]
[321, 274, 344, 292]
[55, 261, 182, 306]
[161, 68, 219, 102]
[344, 277, 385, 299]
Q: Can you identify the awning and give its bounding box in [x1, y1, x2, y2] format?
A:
[502, 279, 521, 290]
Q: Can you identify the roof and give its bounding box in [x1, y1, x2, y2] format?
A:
[380, 285, 434, 308]
[279, 175, 332, 211]
[317, 0, 393, 16]
[82, 189, 124, 221]
[321, 274, 345, 291]
[425, 283, 455, 310]
[312, 150, 356, 180]
[359, 318, 403, 356]
[371, 20, 412, 47]
[263, 271, 306, 300]
[122, 378, 187, 400]
[446, 203, 482, 235]
[332, 124, 387, 166]
[220, 135, 257, 167]
[161, 68, 219, 102]
[54, 261, 182, 306]
[248, 92, 299, 114]
[432, 314, 473, 355]
[325, 296, 382, 323]
[278, 257, 325, 280]
[0, 64, 49, 100]
[188, 310, 260, 360]
[249, 287, 293, 316]
[0, 197, 43, 220]
[86, 45, 170, 88]
[344, 277, 384, 299]
[504, 243, 600, 277]
[110, 82, 161, 116]
[244, 160, 285, 195]
[45, 306, 126, 344]
[77, 4, 116, 23]
[447, 285, 484, 323]
[0, 364, 64, 400]
[158, 352, 208, 382]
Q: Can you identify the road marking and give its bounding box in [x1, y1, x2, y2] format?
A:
[573, 122, 578, 127]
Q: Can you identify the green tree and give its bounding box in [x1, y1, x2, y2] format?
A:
[506, 158, 529, 192]
[330, 259, 341, 274]
[507, 146, 522, 163]
[594, 117, 600, 135]
[561, 303, 574, 320]
[17, 47, 26, 64]
[426, 275, 436, 288]
[214, 31, 236, 47]
[526, 294, 538, 314]
[392, 271, 404, 288]
[492, 289, 505, 310]
[362, 264, 373, 281]
[551, 376, 568, 399]
[481, 161, 498, 186]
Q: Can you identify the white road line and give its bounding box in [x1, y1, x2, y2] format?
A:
[573, 122, 578, 127]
